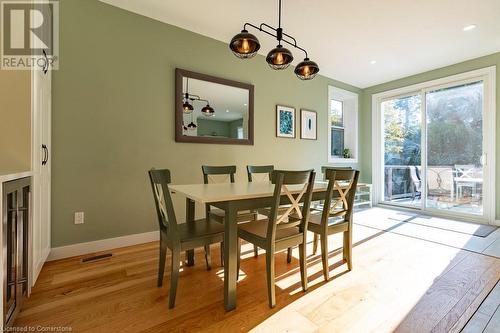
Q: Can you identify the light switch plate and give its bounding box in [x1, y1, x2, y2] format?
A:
[74, 212, 84, 224]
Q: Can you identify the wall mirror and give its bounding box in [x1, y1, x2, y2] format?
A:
[175, 68, 254, 145]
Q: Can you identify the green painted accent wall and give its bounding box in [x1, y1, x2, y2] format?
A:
[360, 52, 500, 219]
[51, 0, 361, 246]
[197, 119, 231, 138]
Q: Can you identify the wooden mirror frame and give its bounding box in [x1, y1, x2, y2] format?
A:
[175, 68, 254, 145]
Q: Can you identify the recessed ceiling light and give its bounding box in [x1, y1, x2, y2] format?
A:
[226, 109, 229, 113]
[463, 24, 477, 31]
[370, 60, 377, 65]
[243, 103, 247, 106]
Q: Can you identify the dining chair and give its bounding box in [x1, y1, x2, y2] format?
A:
[313, 166, 353, 210]
[246, 165, 274, 182]
[246, 165, 275, 257]
[308, 168, 359, 281]
[321, 166, 352, 180]
[237, 169, 316, 308]
[409, 166, 422, 200]
[202, 165, 258, 262]
[148, 168, 224, 308]
[247, 164, 296, 261]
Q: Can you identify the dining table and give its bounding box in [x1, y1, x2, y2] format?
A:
[169, 180, 336, 311]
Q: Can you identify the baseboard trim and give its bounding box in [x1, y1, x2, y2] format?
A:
[48, 230, 159, 261]
[33, 247, 51, 283]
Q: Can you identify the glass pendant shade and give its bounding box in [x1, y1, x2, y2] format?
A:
[183, 100, 194, 114]
[201, 104, 215, 117]
[266, 45, 293, 70]
[294, 58, 320, 80]
[229, 30, 260, 59]
[187, 121, 197, 129]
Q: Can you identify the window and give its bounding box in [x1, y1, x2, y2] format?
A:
[328, 87, 358, 163]
[331, 100, 344, 127]
[237, 126, 244, 139]
[330, 100, 344, 157]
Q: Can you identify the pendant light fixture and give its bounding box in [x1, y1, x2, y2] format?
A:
[229, 0, 319, 80]
[229, 30, 260, 59]
[182, 78, 194, 114]
[200, 101, 215, 117]
[187, 112, 197, 129]
[181, 78, 216, 116]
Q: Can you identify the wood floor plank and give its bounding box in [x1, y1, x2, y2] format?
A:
[434, 264, 500, 333]
[395, 253, 498, 333]
[484, 305, 500, 333]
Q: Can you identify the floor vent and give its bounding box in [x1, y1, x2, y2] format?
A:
[81, 253, 113, 263]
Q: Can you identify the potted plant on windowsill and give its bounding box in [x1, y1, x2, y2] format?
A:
[343, 148, 352, 159]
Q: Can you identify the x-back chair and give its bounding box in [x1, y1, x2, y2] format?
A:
[308, 168, 359, 281]
[148, 168, 224, 308]
[237, 169, 316, 308]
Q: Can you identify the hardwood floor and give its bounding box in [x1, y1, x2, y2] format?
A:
[14, 210, 500, 332]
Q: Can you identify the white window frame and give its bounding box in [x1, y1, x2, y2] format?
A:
[328, 86, 359, 164]
[372, 66, 496, 225]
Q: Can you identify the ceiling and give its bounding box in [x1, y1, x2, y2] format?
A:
[100, 0, 500, 88]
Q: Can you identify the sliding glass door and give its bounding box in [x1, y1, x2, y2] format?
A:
[425, 81, 484, 216]
[382, 94, 422, 208]
[375, 68, 495, 223]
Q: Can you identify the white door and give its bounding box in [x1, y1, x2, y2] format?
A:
[31, 63, 51, 286]
[30, 1, 52, 286]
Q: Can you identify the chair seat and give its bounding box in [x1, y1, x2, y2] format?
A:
[177, 218, 224, 242]
[238, 219, 301, 242]
[307, 210, 348, 233]
[209, 208, 256, 223]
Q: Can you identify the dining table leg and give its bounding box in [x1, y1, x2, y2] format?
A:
[185, 197, 195, 266]
[224, 203, 238, 311]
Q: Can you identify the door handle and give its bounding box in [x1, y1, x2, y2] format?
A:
[45, 145, 49, 165]
[41, 144, 46, 165]
[480, 153, 487, 166]
[41, 144, 48, 165]
[42, 50, 49, 74]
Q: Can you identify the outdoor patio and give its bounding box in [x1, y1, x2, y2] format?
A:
[384, 164, 483, 215]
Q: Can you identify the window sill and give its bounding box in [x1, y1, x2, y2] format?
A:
[328, 157, 358, 164]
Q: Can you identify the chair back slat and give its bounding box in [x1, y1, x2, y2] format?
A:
[148, 169, 178, 237]
[322, 169, 360, 224]
[321, 166, 352, 181]
[247, 165, 274, 182]
[202, 165, 236, 184]
[272, 169, 312, 185]
[454, 164, 475, 179]
[267, 170, 316, 241]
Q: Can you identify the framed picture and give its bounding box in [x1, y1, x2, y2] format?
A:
[276, 105, 296, 138]
[300, 109, 317, 140]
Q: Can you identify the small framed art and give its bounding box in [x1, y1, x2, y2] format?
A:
[276, 105, 296, 138]
[300, 109, 317, 140]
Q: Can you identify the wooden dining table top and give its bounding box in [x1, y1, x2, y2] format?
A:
[169, 181, 335, 203]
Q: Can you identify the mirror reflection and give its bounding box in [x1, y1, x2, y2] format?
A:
[181, 77, 249, 139]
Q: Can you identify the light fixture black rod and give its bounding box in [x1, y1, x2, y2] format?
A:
[189, 95, 210, 104]
[278, 0, 281, 29]
[243, 22, 308, 58]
